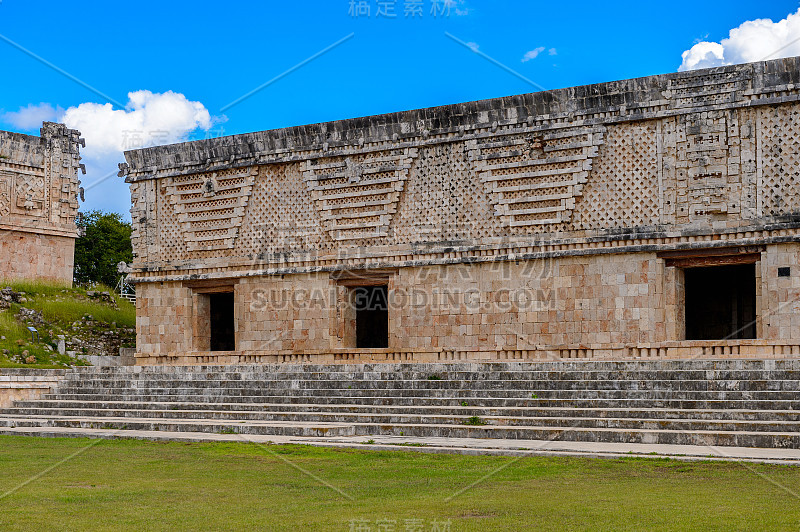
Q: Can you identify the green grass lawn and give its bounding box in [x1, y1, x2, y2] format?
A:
[0, 436, 798, 531]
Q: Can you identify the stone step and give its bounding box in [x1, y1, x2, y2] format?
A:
[49, 385, 800, 399]
[2, 425, 799, 463]
[57, 370, 800, 384]
[39, 393, 800, 410]
[3, 408, 800, 433]
[0, 416, 357, 437]
[64, 360, 800, 373]
[57, 368, 800, 381]
[0, 415, 796, 448]
[44, 386, 800, 401]
[8, 362, 800, 452]
[53, 378, 800, 391]
[14, 399, 800, 421]
[0, 369, 69, 376]
[524, 389, 800, 400]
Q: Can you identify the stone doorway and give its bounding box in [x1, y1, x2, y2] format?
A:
[684, 263, 757, 340]
[188, 280, 239, 353]
[353, 285, 389, 348]
[209, 292, 236, 351]
[331, 269, 395, 350]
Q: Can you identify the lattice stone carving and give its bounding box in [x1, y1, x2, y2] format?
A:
[392, 142, 501, 243]
[759, 103, 800, 217]
[574, 122, 660, 230]
[159, 167, 257, 252]
[155, 183, 187, 262]
[236, 162, 327, 256]
[303, 148, 418, 241]
[470, 127, 605, 229]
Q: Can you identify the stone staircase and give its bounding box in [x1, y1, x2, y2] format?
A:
[1, 360, 800, 455]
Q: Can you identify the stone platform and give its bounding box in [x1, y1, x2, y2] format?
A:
[2, 360, 800, 462]
[133, 340, 800, 366]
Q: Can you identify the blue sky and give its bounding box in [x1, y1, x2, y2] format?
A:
[1, 0, 800, 218]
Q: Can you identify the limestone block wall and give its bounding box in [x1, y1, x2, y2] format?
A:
[762, 243, 800, 341]
[238, 274, 336, 353]
[0, 232, 75, 282]
[135, 282, 193, 355]
[0, 372, 65, 407]
[122, 57, 800, 361]
[390, 256, 662, 351]
[0, 123, 84, 283]
[136, 254, 665, 356]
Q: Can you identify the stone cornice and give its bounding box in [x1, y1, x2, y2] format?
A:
[0, 220, 79, 239]
[127, 219, 800, 284]
[123, 57, 800, 181]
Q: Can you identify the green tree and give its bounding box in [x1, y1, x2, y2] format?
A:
[74, 211, 133, 288]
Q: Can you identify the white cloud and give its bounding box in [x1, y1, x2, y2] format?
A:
[680, 42, 725, 71]
[679, 8, 800, 71]
[59, 90, 217, 218]
[1, 103, 64, 130]
[548, 48, 557, 56]
[62, 90, 214, 157]
[466, 41, 479, 52]
[522, 47, 546, 63]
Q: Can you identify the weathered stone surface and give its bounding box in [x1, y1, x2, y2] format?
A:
[0, 122, 84, 283]
[122, 58, 800, 363]
[3, 361, 800, 452]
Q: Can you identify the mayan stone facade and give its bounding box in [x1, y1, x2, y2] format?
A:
[0, 123, 84, 283]
[124, 58, 800, 365]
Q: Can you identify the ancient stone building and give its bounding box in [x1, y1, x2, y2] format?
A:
[123, 57, 800, 365]
[0, 123, 84, 283]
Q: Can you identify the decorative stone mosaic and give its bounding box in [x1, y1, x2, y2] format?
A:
[120, 58, 800, 363]
[0, 122, 83, 283]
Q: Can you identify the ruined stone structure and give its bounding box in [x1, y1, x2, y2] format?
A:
[123, 57, 800, 366]
[0, 123, 84, 283]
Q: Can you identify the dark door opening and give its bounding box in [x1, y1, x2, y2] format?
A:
[684, 263, 757, 340]
[209, 292, 235, 351]
[354, 285, 389, 348]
